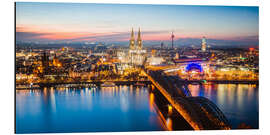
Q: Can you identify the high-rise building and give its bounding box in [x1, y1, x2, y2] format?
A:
[201, 36, 207, 52]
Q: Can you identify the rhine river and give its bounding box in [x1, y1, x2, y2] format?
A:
[188, 84, 258, 129]
[16, 84, 258, 133]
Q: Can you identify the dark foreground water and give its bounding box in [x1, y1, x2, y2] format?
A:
[16, 86, 165, 133]
[16, 84, 259, 133]
[188, 84, 259, 129]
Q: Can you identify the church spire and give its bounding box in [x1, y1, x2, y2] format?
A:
[137, 27, 142, 49]
[131, 28, 134, 38]
[138, 28, 141, 39]
[129, 28, 135, 49]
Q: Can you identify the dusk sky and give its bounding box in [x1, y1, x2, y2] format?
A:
[16, 2, 259, 46]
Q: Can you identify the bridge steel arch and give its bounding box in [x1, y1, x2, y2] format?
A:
[145, 69, 231, 130]
[147, 70, 205, 130]
[187, 97, 231, 129]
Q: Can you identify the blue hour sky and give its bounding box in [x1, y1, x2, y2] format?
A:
[16, 2, 259, 46]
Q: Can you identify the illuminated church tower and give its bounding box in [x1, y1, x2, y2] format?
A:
[201, 36, 207, 52]
[129, 28, 135, 50]
[136, 28, 143, 50]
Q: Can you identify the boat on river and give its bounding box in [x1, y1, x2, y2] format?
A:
[134, 82, 146, 87]
[101, 82, 116, 87]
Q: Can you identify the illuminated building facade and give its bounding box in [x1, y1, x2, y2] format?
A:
[52, 54, 62, 67]
[36, 51, 63, 76]
[129, 28, 146, 65]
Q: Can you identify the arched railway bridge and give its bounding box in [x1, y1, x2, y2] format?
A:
[145, 69, 231, 130]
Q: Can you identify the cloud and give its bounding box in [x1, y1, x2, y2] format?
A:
[16, 28, 171, 42]
[228, 35, 259, 42]
[16, 32, 53, 41]
[71, 30, 171, 41]
[173, 36, 259, 47]
[16, 26, 258, 47]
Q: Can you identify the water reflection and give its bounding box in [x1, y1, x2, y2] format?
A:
[16, 86, 164, 133]
[149, 92, 155, 112]
[188, 84, 258, 128]
[166, 117, 173, 131]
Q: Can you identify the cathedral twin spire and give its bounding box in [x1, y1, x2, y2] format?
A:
[129, 28, 142, 50]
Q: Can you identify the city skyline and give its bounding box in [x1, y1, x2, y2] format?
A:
[15, 2, 259, 133]
[16, 2, 258, 46]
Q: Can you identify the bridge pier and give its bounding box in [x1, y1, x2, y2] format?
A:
[151, 84, 155, 91]
[168, 104, 173, 116]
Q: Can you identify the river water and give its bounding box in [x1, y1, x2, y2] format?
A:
[16, 86, 165, 133]
[188, 84, 258, 129]
[16, 84, 258, 133]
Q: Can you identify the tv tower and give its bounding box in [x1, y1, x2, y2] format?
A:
[171, 31, 175, 49]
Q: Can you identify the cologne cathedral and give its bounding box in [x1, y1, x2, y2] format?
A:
[128, 28, 146, 65]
